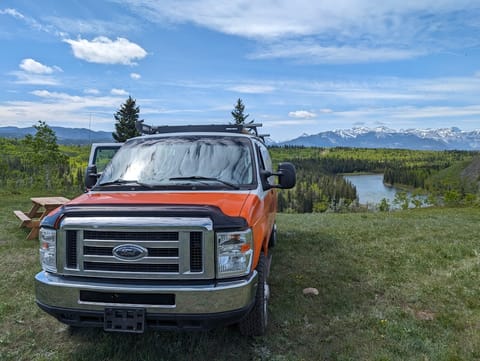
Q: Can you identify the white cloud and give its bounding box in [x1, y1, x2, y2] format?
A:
[19, 58, 54, 74]
[30, 90, 90, 103]
[124, 0, 478, 39]
[10, 59, 61, 85]
[10, 71, 59, 86]
[45, 16, 138, 37]
[250, 42, 424, 64]
[2, 8, 137, 39]
[122, 0, 479, 63]
[64, 36, 147, 65]
[111, 88, 128, 96]
[0, 7, 58, 35]
[288, 110, 317, 119]
[319, 108, 333, 114]
[130, 72, 141, 80]
[84, 88, 100, 95]
[228, 84, 275, 94]
[0, 8, 24, 19]
[266, 118, 318, 127]
[318, 105, 480, 125]
[411, 77, 480, 93]
[390, 105, 480, 119]
[0, 91, 126, 130]
[278, 75, 480, 104]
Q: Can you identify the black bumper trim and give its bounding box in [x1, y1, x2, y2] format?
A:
[36, 300, 254, 332]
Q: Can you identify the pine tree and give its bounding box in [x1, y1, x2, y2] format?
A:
[231, 98, 250, 125]
[112, 96, 141, 142]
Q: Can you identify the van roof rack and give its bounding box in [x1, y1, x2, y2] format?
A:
[135, 121, 269, 142]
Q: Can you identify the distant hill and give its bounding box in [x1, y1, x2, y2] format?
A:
[0, 126, 114, 145]
[279, 126, 480, 150]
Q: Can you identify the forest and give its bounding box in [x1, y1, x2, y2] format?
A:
[1, 123, 479, 213]
[0, 123, 88, 193]
[271, 146, 479, 212]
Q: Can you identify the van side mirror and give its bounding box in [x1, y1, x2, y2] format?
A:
[85, 165, 99, 190]
[263, 162, 296, 190]
[276, 162, 296, 189]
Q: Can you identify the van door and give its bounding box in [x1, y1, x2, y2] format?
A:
[85, 143, 122, 189]
[88, 143, 122, 171]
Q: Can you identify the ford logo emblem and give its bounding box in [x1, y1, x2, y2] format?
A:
[113, 244, 148, 261]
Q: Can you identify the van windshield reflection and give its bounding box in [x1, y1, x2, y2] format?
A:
[97, 136, 254, 190]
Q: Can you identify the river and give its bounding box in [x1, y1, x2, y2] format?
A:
[343, 173, 400, 206]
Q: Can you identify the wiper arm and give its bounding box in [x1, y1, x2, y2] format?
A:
[169, 176, 240, 189]
[96, 179, 155, 189]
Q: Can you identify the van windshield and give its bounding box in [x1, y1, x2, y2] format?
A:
[97, 136, 255, 189]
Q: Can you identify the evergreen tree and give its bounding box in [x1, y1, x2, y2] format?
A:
[231, 98, 250, 125]
[112, 96, 141, 142]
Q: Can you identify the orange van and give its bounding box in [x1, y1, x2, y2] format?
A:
[35, 123, 295, 335]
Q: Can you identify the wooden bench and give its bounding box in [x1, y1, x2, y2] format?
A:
[13, 210, 32, 227]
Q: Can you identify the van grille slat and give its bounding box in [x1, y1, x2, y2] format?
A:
[84, 230, 179, 241]
[84, 262, 179, 273]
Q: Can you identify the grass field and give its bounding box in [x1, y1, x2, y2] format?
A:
[1, 192, 480, 360]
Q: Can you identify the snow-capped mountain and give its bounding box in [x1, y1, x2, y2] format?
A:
[2, 125, 480, 150]
[279, 127, 480, 150]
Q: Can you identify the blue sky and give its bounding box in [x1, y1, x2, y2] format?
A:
[1, 0, 480, 141]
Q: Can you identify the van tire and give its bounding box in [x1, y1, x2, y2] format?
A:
[239, 253, 269, 336]
[268, 223, 277, 248]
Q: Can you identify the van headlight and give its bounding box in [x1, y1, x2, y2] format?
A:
[39, 227, 57, 273]
[217, 229, 253, 278]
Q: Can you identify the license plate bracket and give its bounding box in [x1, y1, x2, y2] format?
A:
[104, 307, 145, 333]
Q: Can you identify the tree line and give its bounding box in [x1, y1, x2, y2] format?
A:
[2, 129, 478, 211]
[276, 159, 357, 213]
[3, 96, 479, 211]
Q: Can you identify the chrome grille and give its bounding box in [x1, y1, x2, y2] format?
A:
[59, 216, 214, 280]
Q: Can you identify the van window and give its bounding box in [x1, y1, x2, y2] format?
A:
[256, 143, 274, 187]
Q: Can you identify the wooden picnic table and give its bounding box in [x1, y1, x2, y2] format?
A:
[14, 196, 70, 240]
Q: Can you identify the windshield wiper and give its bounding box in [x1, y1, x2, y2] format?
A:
[96, 179, 155, 189]
[169, 176, 240, 190]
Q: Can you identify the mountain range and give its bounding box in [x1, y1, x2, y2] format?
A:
[0, 126, 114, 144]
[2, 125, 480, 150]
[278, 126, 480, 150]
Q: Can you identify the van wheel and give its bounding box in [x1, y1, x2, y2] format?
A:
[239, 254, 269, 336]
[268, 224, 277, 248]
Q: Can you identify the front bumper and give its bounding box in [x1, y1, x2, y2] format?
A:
[35, 270, 257, 330]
